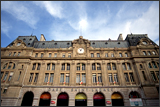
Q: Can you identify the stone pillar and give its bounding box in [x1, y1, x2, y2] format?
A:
[87, 99, 93, 106]
[70, 60, 75, 86]
[54, 61, 60, 86]
[102, 60, 107, 86]
[37, 62, 45, 85]
[32, 98, 39, 106]
[131, 61, 139, 85]
[117, 62, 125, 86]
[86, 60, 91, 86]
[69, 99, 75, 106]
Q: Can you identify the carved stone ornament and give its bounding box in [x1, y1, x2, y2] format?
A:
[72, 36, 90, 44]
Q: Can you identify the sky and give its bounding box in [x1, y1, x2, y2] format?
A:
[1, 1, 159, 47]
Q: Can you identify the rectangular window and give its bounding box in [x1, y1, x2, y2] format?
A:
[17, 52, 21, 56]
[109, 74, 113, 82]
[122, 64, 126, 70]
[8, 72, 13, 81]
[29, 73, 34, 82]
[13, 52, 16, 56]
[77, 65, 80, 70]
[44, 73, 49, 83]
[97, 64, 101, 70]
[54, 53, 57, 57]
[114, 73, 118, 82]
[124, 73, 129, 82]
[66, 74, 70, 83]
[129, 73, 134, 82]
[98, 73, 102, 82]
[76, 74, 80, 83]
[67, 64, 70, 70]
[52, 64, 55, 70]
[127, 63, 131, 70]
[105, 53, 108, 57]
[3, 72, 8, 81]
[50, 73, 54, 83]
[97, 53, 100, 57]
[125, 53, 128, 57]
[119, 53, 122, 57]
[60, 73, 64, 83]
[1, 72, 4, 79]
[82, 73, 86, 83]
[82, 64, 85, 70]
[47, 64, 50, 70]
[151, 71, 157, 81]
[41, 53, 43, 57]
[62, 64, 65, 70]
[92, 74, 97, 83]
[142, 71, 147, 81]
[17, 72, 21, 81]
[49, 53, 52, 57]
[37, 64, 41, 70]
[34, 73, 39, 83]
[62, 54, 65, 57]
[91, 53, 94, 57]
[111, 53, 114, 57]
[68, 53, 71, 58]
[35, 53, 38, 57]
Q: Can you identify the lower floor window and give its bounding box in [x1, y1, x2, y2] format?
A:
[109, 73, 118, 83]
[150, 71, 159, 81]
[76, 73, 86, 83]
[124, 72, 135, 83]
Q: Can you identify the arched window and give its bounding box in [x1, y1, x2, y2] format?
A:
[148, 63, 152, 68]
[92, 63, 101, 70]
[107, 63, 111, 70]
[62, 63, 65, 70]
[47, 63, 50, 70]
[122, 63, 131, 70]
[97, 63, 101, 70]
[32, 63, 41, 70]
[129, 91, 140, 98]
[112, 63, 116, 70]
[140, 64, 143, 69]
[143, 51, 147, 55]
[52, 63, 55, 70]
[67, 63, 70, 70]
[82, 63, 85, 70]
[37, 63, 41, 70]
[32, 63, 36, 70]
[122, 63, 126, 70]
[107, 63, 116, 70]
[2, 62, 15, 70]
[77, 63, 80, 70]
[92, 63, 96, 70]
[152, 61, 157, 68]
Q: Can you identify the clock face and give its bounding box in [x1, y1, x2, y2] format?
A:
[78, 48, 84, 53]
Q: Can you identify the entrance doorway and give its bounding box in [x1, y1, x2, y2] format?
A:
[111, 92, 124, 106]
[57, 92, 69, 106]
[39, 92, 51, 106]
[21, 91, 34, 106]
[75, 93, 87, 106]
[93, 92, 105, 106]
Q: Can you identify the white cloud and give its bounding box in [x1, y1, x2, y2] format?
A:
[33, 1, 63, 18]
[1, 21, 12, 38]
[1, 1, 38, 29]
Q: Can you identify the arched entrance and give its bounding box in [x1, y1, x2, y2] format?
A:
[57, 92, 69, 106]
[75, 93, 87, 106]
[111, 92, 124, 106]
[39, 92, 51, 106]
[93, 92, 105, 106]
[21, 91, 34, 106]
[129, 91, 142, 106]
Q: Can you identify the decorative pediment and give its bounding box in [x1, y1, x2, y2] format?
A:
[72, 36, 90, 44]
[7, 39, 26, 48]
[137, 38, 154, 46]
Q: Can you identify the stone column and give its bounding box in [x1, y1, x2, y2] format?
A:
[70, 60, 75, 86]
[117, 62, 125, 86]
[101, 60, 107, 86]
[54, 60, 60, 86]
[86, 60, 91, 86]
[131, 61, 139, 85]
[37, 62, 45, 85]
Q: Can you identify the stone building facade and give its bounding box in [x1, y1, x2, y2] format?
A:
[1, 34, 159, 106]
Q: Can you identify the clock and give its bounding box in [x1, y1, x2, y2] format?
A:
[78, 48, 84, 53]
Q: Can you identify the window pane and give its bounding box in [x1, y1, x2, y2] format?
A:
[76, 74, 80, 83]
[3, 72, 9, 81]
[67, 64, 70, 70]
[92, 64, 96, 70]
[61, 64, 65, 70]
[41, 53, 43, 57]
[112, 63, 116, 70]
[105, 53, 108, 57]
[60, 73, 64, 83]
[29, 73, 34, 82]
[152, 62, 157, 68]
[52, 64, 55, 70]
[66, 74, 69, 83]
[152, 51, 156, 55]
[98, 73, 102, 82]
[34, 73, 39, 83]
[148, 51, 151, 55]
[92, 74, 96, 83]
[54, 53, 57, 57]
[47, 64, 50, 70]
[127, 63, 131, 70]
[13, 52, 16, 56]
[97, 63, 101, 70]
[114, 74, 118, 82]
[122, 63, 126, 70]
[107, 63, 111, 70]
[32, 64, 36, 70]
[142, 71, 147, 81]
[8, 76, 12, 81]
[44, 73, 49, 83]
[143, 51, 146, 55]
[119, 53, 122, 57]
[97, 53, 100, 57]
[18, 52, 21, 56]
[3, 64, 7, 69]
[49, 53, 52, 57]
[151, 71, 157, 81]
[37, 63, 41, 70]
[109, 74, 113, 82]
[1, 72, 4, 79]
[148, 63, 152, 68]
[124, 73, 129, 82]
[12, 64, 15, 69]
[8, 62, 12, 69]
[35, 53, 38, 57]
[91, 53, 94, 57]
[50, 73, 54, 83]
[82, 64, 85, 70]
[129, 73, 134, 82]
[125, 53, 128, 57]
[17, 72, 21, 81]
[82, 73, 86, 83]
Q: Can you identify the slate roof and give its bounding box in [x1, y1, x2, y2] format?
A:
[90, 40, 130, 48]
[33, 41, 72, 48]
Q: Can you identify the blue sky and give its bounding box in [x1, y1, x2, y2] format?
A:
[1, 1, 159, 47]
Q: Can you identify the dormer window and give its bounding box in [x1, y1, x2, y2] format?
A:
[67, 43, 70, 45]
[17, 42, 21, 46]
[92, 42, 95, 45]
[105, 42, 108, 44]
[42, 43, 45, 45]
[23, 38, 26, 41]
[28, 43, 30, 45]
[55, 43, 57, 45]
[142, 41, 147, 45]
[29, 38, 32, 41]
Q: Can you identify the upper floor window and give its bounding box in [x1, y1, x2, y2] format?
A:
[97, 53, 100, 57]
[62, 64, 65, 70]
[13, 52, 16, 56]
[111, 53, 114, 57]
[91, 53, 94, 57]
[92, 63, 101, 70]
[54, 53, 57, 57]
[35, 53, 38, 57]
[143, 51, 147, 55]
[140, 64, 143, 69]
[77, 63, 85, 70]
[62, 54, 65, 57]
[2, 62, 15, 70]
[148, 61, 158, 68]
[17, 42, 21, 46]
[68, 53, 71, 58]
[148, 51, 151, 55]
[152, 51, 156, 55]
[47, 63, 55, 70]
[17, 52, 21, 56]
[49, 53, 52, 57]
[41, 53, 44, 58]
[119, 53, 122, 57]
[61, 63, 70, 70]
[9, 52, 12, 56]
[107, 63, 116, 70]
[142, 41, 147, 45]
[122, 63, 131, 70]
[125, 53, 128, 57]
[105, 53, 108, 57]
[32, 63, 41, 70]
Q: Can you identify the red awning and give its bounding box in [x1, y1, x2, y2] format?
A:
[58, 94, 68, 99]
[40, 93, 51, 99]
[93, 93, 105, 99]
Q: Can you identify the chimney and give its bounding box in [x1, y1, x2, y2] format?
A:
[40, 34, 46, 41]
[117, 34, 123, 40]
